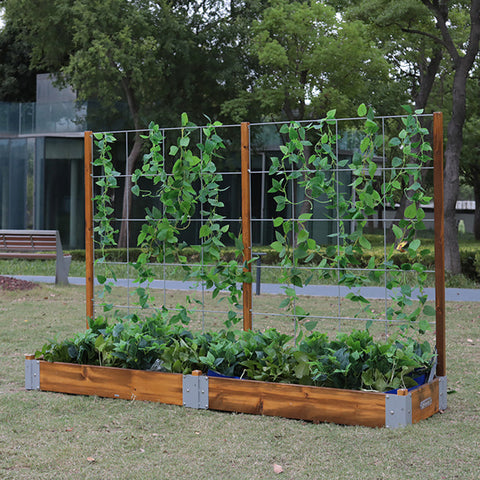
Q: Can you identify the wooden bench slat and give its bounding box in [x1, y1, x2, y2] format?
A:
[0, 252, 56, 260]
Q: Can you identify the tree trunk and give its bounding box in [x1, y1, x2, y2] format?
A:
[385, 49, 441, 244]
[422, 0, 480, 273]
[117, 133, 143, 248]
[443, 67, 470, 274]
[115, 70, 143, 249]
[473, 171, 480, 240]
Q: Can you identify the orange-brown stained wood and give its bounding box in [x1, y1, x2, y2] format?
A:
[39, 361, 183, 406]
[241, 122, 252, 331]
[411, 379, 439, 424]
[208, 377, 386, 427]
[433, 112, 446, 378]
[84, 131, 94, 327]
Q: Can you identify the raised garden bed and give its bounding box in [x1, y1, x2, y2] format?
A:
[25, 355, 446, 428]
[24, 110, 447, 430]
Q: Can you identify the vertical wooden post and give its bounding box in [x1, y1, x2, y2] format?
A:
[241, 122, 252, 331]
[433, 112, 446, 377]
[84, 131, 94, 328]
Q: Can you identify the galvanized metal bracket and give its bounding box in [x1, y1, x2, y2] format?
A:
[385, 393, 412, 429]
[183, 375, 209, 409]
[25, 359, 40, 390]
[438, 376, 447, 411]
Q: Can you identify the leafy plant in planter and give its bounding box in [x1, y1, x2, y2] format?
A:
[35, 314, 434, 392]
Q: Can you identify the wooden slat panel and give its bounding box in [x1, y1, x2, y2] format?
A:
[0, 252, 56, 259]
[39, 361, 183, 406]
[0, 229, 57, 235]
[0, 237, 56, 249]
[411, 379, 439, 424]
[208, 377, 386, 427]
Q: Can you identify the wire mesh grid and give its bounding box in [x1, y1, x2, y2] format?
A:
[87, 112, 443, 342]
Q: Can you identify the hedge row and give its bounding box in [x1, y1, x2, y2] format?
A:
[68, 247, 480, 282]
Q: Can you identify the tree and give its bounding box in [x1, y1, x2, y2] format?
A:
[3, 0, 253, 246]
[423, 0, 480, 273]
[225, 0, 391, 122]
[461, 67, 480, 239]
[0, 23, 41, 102]
[343, 0, 480, 273]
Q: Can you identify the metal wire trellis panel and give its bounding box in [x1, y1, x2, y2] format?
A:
[84, 112, 445, 374]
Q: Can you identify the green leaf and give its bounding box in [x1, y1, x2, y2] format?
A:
[303, 321, 318, 332]
[297, 229, 309, 244]
[273, 217, 283, 227]
[357, 104, 367, 117]
[392, 224, 403, 239]
[392, 157, 403, 168]
[404, 204, 417, 219]
[409, 239, 421, 252]
[179, 136, 190, 147]
[423, 305, 436, 316]
[358, 236, 371, 250]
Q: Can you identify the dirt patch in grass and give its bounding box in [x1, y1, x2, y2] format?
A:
[0, 276, 38, 292]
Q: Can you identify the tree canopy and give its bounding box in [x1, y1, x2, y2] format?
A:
[1, 0, 479, 271]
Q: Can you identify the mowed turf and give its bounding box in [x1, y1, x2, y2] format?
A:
[0, 282, 479, 480]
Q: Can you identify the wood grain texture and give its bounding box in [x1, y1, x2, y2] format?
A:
[39, 361, 183, 405]
[36, 361, 442, 427]
[433, 112, 446, 377]
[241, 122, 252, 331]
[84, 131, 94, 326]
[411, 378, 439, 424]
[208, 377, 386, 427]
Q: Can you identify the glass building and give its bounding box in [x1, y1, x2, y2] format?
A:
[0, 74, 86, 249]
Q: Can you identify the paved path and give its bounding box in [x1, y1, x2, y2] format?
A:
[11, 275, 480, 302]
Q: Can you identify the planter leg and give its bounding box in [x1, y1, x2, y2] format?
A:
[438, 376, 447, 411]
[385, 393, 412, 429]
[183, 372, 209, 410]
[25, 354, 40, 390]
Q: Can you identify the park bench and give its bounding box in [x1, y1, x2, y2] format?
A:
[0, 229, 71, 285]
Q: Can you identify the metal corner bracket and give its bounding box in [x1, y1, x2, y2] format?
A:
[438, 376, 447, 411]
[25, 359, 40, 390]
[385, 393, 412, 429]
[183, 374, 209, 409]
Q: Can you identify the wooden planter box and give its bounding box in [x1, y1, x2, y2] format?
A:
[25, 356, 447, 429]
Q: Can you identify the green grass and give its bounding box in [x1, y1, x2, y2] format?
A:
[1, 283, 479, 479]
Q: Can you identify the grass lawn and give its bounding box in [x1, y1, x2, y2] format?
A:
[1, 282, 479, 479]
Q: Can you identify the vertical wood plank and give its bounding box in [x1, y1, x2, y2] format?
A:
[84, 131, 94, 327]
[241, 122, 252, 331]
[411, 379, 439, 424]
[433, 112, 446, 377]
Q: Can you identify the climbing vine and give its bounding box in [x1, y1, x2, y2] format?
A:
[92, 106, 435, 338]
[267, 104, 434, 338]
[93, 114, 248, 326]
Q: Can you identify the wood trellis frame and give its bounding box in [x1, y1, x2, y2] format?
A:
[83, 112, 446, 378]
